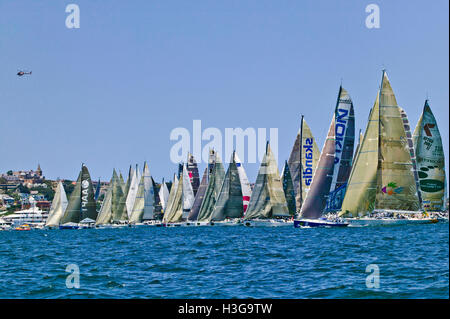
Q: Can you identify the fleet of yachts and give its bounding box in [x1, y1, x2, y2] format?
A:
[1, 71, 448, 231]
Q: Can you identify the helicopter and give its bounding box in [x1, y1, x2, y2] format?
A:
[17, 70, 32, 77]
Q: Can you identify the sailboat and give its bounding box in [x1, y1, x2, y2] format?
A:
[129, 162, 157, 225]
[125, 164, 140, 219]
[96, 169, 124, 227]
[45, 181, 68, 228]
[162, 164, 195, 226]
[243, 142, 291, 226]
[195, 149, 225, 225]
[338, 71, 433, 226]
[208, 151, 245, 226]
[59, 164, 97, 229]
[293, 88, 354, 227]
[413, 100, 447, 214]
[287, 116, 320, 214]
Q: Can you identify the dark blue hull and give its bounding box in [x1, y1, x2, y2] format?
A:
[294, 219, 348, 228]
[59, 225, 79, 229]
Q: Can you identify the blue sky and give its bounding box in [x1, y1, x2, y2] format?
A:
[0, 0, 448, 184]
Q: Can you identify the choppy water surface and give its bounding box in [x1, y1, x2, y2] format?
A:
[0, 223, 448, 298]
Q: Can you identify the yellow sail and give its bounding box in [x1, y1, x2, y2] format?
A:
[375, 72, 419, 211]
[340, 93, 380, 216]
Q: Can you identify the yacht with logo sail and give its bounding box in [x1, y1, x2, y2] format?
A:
[59, 164, 98, 229]
[294, 86, 355, 227]
[45, 181, 69, 228]
[243, 142, 291, 226]
[338, 71, 436, 226]
[287, 116, 320, 214]
[413, 100, 447, 216]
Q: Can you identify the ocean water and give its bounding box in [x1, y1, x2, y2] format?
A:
[0, 223, 448, 299]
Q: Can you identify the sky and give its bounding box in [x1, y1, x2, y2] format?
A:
[0, 0, 448, 185]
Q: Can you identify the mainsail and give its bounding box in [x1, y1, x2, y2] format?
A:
[287, 117, 320, 212]
[245, 143, 289, 219]
[281, 161, 296, 215]
[45, 181, 68, 227]
[234, 152, 252, 213]
[60, 164, 97, 224]
[210, 151, 244, 221]
[413, 100, 446, 211]
[187, 153, 200, 196]
[188, 167, 208, 221]
[196, 150, 225, 222]
[340, 71, 420, 217]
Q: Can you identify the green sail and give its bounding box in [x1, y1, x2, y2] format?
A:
[162, 174, 179, 223]
[164, 173, 183, 223]
[281, 161, 296, 215]
[210, 152, 244, 221]
[245, 143, 289, 219]
[413, 100, 446, 211]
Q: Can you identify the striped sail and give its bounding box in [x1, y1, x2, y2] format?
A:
[45, 181, 68, 227]
[413, 100, 446, 211]
[234, 152, 252, 213]
[340, 72, 420, 217]
[287, 117, 320, 212]
[245, 143, 289, 219]
[210, 152, 244, 221]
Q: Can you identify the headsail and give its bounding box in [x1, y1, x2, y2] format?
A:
[162, 174, 179, 223]
[287, 117, 320, 212]
[281, 161, 296, 215]
[45, 181, 68, 227]
[126, 165, 139, 218]
[413, 100, 446, 211]
[96, 170, 120, 225]
[129, 162, 155, 223]
[245, 143, 289, 219]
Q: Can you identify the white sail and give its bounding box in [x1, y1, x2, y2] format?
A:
[126, 165, 139, 218]
[159, 179, 170, 210]
[234, 152, 252, 213]
[45, 181, 68, 227]
[142, 162, 155, 220]
[182, 164, 195, 219]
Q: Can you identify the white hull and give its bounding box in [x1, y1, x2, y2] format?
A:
[243, 219, 294, 227]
